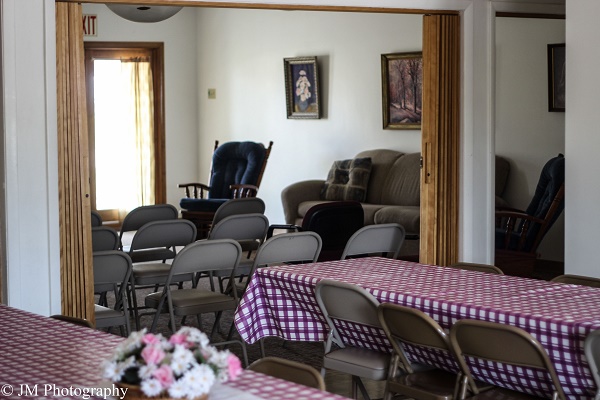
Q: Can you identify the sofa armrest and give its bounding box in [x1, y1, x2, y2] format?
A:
[281, 180, 325, 224]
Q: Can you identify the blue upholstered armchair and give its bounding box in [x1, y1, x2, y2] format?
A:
[179, 140, 273, 238]
[494, 154, 565, 277]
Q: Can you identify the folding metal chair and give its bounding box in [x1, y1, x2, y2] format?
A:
[449, 319, 566, 399]
[315, 279, 389, 400]
[341, 223, 405, 260]
[93, 250, 133, 336]
[448, 262, 504, 275]
[248, 357, 326, 391]
[378, 303, 470, 400]
[144, 239, 248, 366]
[551, 274, 600, 288]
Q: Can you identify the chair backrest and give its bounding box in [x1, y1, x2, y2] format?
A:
[166, 239, 242, 288]
[50, 314, 94, 329]
[119, 204, 179, 245]
[584, 330, 600, 400]
[129, 219, 197, 253]
[92, 226, 119, 252]
[208, 213, 269, 243]
[208, 141, 273, 199]
[449, 319, 566, 398]
[248, 357, 326, 391]
[247, 231, 322, 277]
[448, 262, 504, 275]
[302, 201, 364, 261]
[315, 279, 381, 346]
[91, 210, 103, 227]
[93, 250, 133, 295]
[523, 154, 565, 251]
[212, 197, 266, 226]
[341, 223, 405, 260]
[551, 274, 600, 288]
[378, 303, 452, 374]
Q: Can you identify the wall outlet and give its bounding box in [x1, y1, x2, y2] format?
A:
[208, 88, 216, 99]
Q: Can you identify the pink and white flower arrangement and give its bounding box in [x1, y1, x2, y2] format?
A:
[103, 327, 242, 399]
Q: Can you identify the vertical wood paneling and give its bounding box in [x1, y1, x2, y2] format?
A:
[55, 3, 95, 323]
[421, 14, 460, 266]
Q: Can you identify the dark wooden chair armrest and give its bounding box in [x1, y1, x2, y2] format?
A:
[495, 211, 547, 251]
[178, 182, 210, 199]
[230, 184, 259, 199]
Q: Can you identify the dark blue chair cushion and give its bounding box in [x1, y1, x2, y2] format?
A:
[179, 198, 227, 212]
[208, 142, 267, 199]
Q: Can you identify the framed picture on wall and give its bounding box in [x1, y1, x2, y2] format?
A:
[381, 52, 423, 129]
[548, 43, 565, 112]
[284, 56, 321, 119]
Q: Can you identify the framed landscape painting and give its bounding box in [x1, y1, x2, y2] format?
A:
[548, 43, 565, 112]
[284, 56, 321, 119]
[381, 52, 423, 129]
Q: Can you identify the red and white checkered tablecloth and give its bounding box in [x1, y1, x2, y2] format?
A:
[234, 257, 600, 399]
[0, 304, 124, 399]
[0, 305, 345, 400]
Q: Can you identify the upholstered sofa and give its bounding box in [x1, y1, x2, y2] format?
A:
[282, 149, 511, 238]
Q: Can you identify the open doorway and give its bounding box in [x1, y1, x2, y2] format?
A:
[494, 15, 566, 278]
[84, 43, 166, 228]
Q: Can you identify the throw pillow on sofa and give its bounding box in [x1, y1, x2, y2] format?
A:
[321, 157, 372, 202]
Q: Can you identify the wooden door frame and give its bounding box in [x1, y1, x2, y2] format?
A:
[84, 42, 167, 214]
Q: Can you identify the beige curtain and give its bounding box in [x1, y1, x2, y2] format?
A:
[420, 14, 461, 266]
[122, 59, 156, 208]
[56, 2, 95, 323]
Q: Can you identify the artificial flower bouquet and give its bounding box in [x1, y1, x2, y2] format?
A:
[103, 327, 242, 399]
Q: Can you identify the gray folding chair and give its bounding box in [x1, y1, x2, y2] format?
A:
[93, 250, 132, 336]
[341, 223, 406, 260]
[551, 274, 600, 288]
[92, 226, 119, 252]
[212, 197, 266, 226]
[378, 303, 475, 400]
[91, 210, 103, 227]
[50, 314, 94, 329]
[144, 239, 248, 366]
[92, 226, 121, 306]
[239, 231, 322, 296]
[584, 330, 600, 400]
[206, 213, 269, 292]
[118, 204, 178, 250]
[248, 357, 326, 391]
[449, 262, 504, 275]
[127, 219, 196, 263]
[449, 320, 566, 400]
[128, 219, 197, 329]
[238, 231, 322, 358]
[315, 279, 390, 400]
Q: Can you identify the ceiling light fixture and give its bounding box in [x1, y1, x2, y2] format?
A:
[106, 4, 183, 23]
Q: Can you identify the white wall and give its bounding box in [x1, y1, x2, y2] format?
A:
[565, 0, 600, 276]
[196, 8, 422, 224]
[83, 4, 199, 208]
[495, 17, 565, 261]
[1, 0, 61, 313]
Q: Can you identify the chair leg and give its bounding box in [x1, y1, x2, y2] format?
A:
[259, 338, 266, 358]
[211, 311, 223, 339]
[129, 283, 141, 331]
[353, 376, 370, 400]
